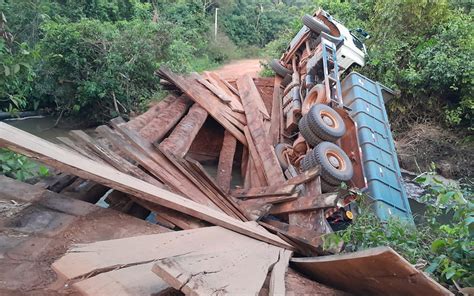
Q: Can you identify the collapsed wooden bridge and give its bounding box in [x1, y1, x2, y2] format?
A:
[0, 67, 451, 295]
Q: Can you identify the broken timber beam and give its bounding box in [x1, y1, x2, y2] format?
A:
[139, 95, 192, 143]
[69, 129, 206, 230]
[126, 95, 175, 131]
[237, 74, 285, 186]
[158, 67, 247, 146]
[269, 192, 339, 215]
[158, 104, 208, 158]
[215, 130, 237, 193]
[0, 122, 291, 248]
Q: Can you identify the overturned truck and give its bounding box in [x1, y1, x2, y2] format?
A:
[270, 8, 412, 222]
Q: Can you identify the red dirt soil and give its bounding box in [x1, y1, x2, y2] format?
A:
[212, 59, 262, 80]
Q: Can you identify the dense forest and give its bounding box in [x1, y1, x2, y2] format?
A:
[1, 0, 472, 130]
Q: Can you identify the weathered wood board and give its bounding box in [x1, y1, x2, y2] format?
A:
[237, 75, 285, 185]
[291, 246, 453, 296]
[216, 130, 237, 193]
[73, 263, 172, 296]
[269, 249, 293, 296]
[159, 103, 208, 158]
[151, 231, 281, 296]
[139, 95, 192, 143]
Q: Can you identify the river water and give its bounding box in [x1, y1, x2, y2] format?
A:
[5, 116, 76, 144]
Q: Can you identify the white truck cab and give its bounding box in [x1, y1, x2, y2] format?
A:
[332, 18, 367, 70]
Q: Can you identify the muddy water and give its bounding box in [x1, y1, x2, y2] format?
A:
[5, 116, 76, 144]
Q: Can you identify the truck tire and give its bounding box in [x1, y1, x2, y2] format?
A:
[298, 115, 322, 147]
[302, 141, 353, 185]
[275, 143, 291, 170]
[270, 59, 293, 77]
[321, 179, 339, 193]
[302, 14, 331, 35]
[306, 104, 346, 142]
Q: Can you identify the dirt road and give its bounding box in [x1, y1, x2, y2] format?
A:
[213, 59, 262, 80]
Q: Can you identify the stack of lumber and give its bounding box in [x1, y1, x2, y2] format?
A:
[0, 67, 452, 296]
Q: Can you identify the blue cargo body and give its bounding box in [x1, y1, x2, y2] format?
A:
[341, 72, 412, 221]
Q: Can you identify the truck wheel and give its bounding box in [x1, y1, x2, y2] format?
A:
[321, 179, 339, 193]
[306, 104, 346, 142]
[298, 115, 322, 147]
[275, 143, 291, 170]
[270, 59, 293, 77]
[303, 142, 353, 185]
[302, 15, 331, 35]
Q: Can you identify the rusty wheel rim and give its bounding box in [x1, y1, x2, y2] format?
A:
[326, 149, 345, 171]
[320, 110, 339, 129]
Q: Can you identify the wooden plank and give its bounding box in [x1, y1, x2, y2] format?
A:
[197, 77, 232, 103]
[151, 233, 281, 296]
[291, 247, 453, 296]
[244, 126, 267, 186]
[126, 95, 176, 131]
[52, 226, 283, 280]
[216, 130, 236, 193]
[259, 219, 327, 256]
[57, 136, 107, 164]
[270, 75, 282, 145]
[139, 95, 192, 143]
[237, 75, 285, 185]
[189, 73, 247, 129]
[158, 103, 208, 158]
[204, 71, 245, 114]
[269, 192, 339, 215]
[73, 263, 172, 296]
[231, 184, 296, 198]
[247, 193, 298, 204]
[235, 199, 272, 221]
[269, 249, 293, 296]
[158, 67, 247, 146]
[237, 77, 270, 120]
[0, 123, 290, 248]
[286, 165, 321, 185]
[159, 149, 244, 220]
[288, 177, 333, 240]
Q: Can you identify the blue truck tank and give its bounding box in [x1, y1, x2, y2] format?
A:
[341, 72, 412, 221]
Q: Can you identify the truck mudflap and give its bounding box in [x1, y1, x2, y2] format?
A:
[341, 72, 413, 221]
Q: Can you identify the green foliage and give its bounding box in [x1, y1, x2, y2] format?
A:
[0, 148, 49, 181]
[0, 40, 35, 113]
[0, 0, 238, 123]
[34, 19, 169, 122]
[221, 0, 297, 47]
[362, 0, 473, 129]
[260, 0, 473, 131]
[331, 175, 473, 289]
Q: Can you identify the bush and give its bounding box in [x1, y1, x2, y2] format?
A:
[0, 148, 49, 181]
[361, 0, 473, 130]
[34, 19, 170, 123]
